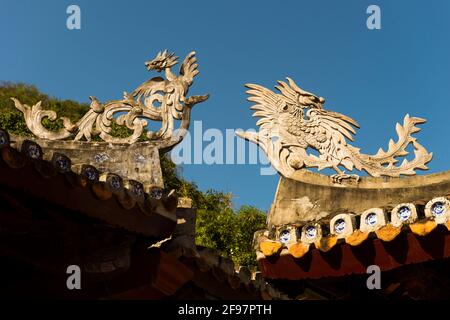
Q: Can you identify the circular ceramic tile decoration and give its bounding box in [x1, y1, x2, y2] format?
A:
[107, 174, 123, 190]
[397, 206, 412, 221]
[305, 225, 317, 239]
[330, 214, 353, 238]
[128, 180, 144, 197]
[150, 187, 164, 199]
[300, 223, 322, 243]
[425, 197, 450, 224]
[21, 140, 43, 160]
[82, 165, 99, 182]
[360, 208, 386, 233]
[334, 219, 346, 234]
[365, 212, 378, 226]
[431, 202, 446, 216]
[391, 203, 417, 227]
[279, 229, 291, 244]
[52, 153, 71, 173]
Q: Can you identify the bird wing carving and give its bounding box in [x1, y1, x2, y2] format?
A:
[245, 83, 286, 134]
[305, 109, 359, 143]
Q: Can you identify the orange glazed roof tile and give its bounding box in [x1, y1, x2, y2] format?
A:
[254, 196, 450, 279]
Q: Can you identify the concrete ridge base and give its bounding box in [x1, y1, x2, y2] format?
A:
[10, 135, 165, 190]
[269, 170, 450, 226]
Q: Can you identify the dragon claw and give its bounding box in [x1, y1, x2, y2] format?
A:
[330, 173, 360, 184]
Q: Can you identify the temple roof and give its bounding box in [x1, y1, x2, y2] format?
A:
[0, 128, 178, 238]
[255, 185, 450, 279]
[0, 127, 288, 300]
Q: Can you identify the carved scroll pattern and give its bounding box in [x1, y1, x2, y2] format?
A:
[11, 51, 208, 148]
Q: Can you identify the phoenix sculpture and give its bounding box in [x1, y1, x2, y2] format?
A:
[236, 77, 433, 183]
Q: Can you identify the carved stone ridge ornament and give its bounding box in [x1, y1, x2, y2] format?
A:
[10, 50, 209, 189]
[236, 77, 433, 183]
[12, 50, 208, 145]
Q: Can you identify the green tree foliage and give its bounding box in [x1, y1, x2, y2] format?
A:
[232, 206, 267, 266]
[0, 82, 267, 267]
[0, 82, 88, 136]
[196, 203, 266, 267]
[161, 155, 267, 267]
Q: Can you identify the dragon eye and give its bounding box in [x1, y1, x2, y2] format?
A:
[283, 105, 288, 111]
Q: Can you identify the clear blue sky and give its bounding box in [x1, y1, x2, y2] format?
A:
[1, 0, 449, 211]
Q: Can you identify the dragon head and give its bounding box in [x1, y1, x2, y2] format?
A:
[145, 50, 179, 72]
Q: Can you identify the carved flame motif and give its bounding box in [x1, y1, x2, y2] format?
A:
[11, 50, 209, 146]
[236, 78, 433, 182]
